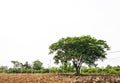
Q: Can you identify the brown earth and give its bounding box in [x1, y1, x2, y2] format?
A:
[0, 73, 120, 83]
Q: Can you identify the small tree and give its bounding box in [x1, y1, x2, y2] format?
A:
[49, 35, 110, 75]
[0, 66, 8, 73]
[11, 61, 21, 68]
[0, 66, 8, 70]
[22, 61, 31, 69]
[33, 60, 43, 70]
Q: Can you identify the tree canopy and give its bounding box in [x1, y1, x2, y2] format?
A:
[49, 35, 110, 75]
[33, 60, 43, 70]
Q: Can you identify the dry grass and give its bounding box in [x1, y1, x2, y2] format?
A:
[0, 73, 120, 83]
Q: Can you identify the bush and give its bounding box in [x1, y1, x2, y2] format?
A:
[49, 67, 58, 73]
[7, 68, 20, 73]
[40, 69, 49, 73]
[108, 69, 118, 74]
[20, 68, 33, 73]
[82, 68, 88, 73]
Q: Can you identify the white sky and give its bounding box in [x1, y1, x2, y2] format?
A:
[0, 0, 120, 68]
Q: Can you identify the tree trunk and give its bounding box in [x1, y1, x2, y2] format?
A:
[76, 67, 80, 75]
[73, 60, 82, 75]
[75, 66, 81, 75]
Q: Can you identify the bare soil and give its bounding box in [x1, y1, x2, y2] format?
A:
[0, 73, 120, 83]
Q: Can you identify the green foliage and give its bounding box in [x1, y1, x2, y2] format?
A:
[20, 68, 32, 73]
[81, 65, 120, 74]
[0, 66, 8, 73]
[3, 60, 44, 73]
[49, 35, 110, 75]
[108, 69, 118, 74]
[49, 67, 58, 73]
[59, 63, 75, 73]
[106, 65, 113, 69]
[7, 68, 20, 73]
[33, 60, 43, 70]
[40, 68, 49, 73]
[22, 61, 31, 69]
[1, 64, 120, 74]
[11, 61, 22, 68]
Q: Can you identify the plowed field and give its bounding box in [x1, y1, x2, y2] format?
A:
[0, 73, 120, 83]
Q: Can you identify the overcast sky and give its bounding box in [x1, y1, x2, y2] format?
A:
[0, 0, 120, 68]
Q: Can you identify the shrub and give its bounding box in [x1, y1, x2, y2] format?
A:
[40, 69, 49, 73]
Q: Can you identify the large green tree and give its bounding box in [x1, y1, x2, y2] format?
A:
[49, 35, 110, 75]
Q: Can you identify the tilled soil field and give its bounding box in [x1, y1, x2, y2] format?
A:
[0, 73, 120, 83]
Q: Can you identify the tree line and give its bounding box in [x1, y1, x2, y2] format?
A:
[0, 61, 120, 74]
[0, 60, 44, 73]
